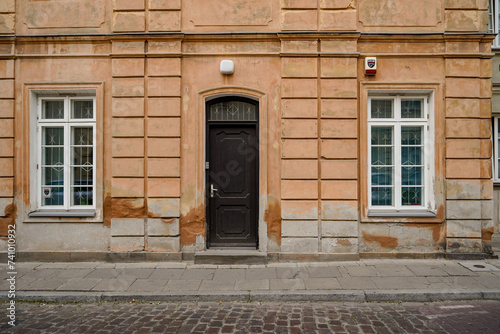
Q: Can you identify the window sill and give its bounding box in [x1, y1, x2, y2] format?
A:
[28, 210, 96, 218]
[367, 211, 437, 218]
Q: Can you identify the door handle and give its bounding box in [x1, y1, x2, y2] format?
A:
[210, 184, 218, 198]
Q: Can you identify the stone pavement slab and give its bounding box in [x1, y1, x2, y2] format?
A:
[164, 279, 201, 291]
[128, 279, 168, 292]
[3, 258, 500, 303]
[337, 277, 378, 290]
[149, 268, 184, 280]
[84, 268, 121, 279]
[345, 265, 381, 277]
[269, 278, 306, 290]
[246, 267, 277, 280]
[408, 265, 449, 276]
[180, 268, 215, 280]
[235, 279, 270, 291]
[303, 277, 341, 290]
[307, 265, 341, 278]
[375, 264, 415, 277]
[56, 278, 101, 291]
[91, 278, 135, 291]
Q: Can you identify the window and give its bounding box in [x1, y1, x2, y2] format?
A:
[36, 96, 96, 210]
[493, 116, 500, 182]
[368, 95, 433, 213]
[490, 0, 500, 47]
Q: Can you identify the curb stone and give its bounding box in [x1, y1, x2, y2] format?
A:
[6, 289, 500, 303]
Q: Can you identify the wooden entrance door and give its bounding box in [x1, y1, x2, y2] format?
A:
[206, 98, 258, 248]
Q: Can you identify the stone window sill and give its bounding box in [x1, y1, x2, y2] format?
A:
[367, 211, 437, 218]
[28, 210, 96, 218]
[25, 210, 102, 223]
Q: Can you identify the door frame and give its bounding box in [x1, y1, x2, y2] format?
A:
[190, 87, 269, 253]
[205, 97, 259, 248]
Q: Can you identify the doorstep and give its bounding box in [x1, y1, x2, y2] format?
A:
[194, 248, 267, 265]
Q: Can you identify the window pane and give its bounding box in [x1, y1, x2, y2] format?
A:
[72, 147, 93, 165]
[72, 127, 93, 145]
[371, 167, 393, 185]
[42, 167, 64, 186]
[401, 147, 423, 166]
[371, 100, 393, 119]
[42, 127, 64, 146]
[71, 187, 93, 206]
[401, 99, 423, 118]
[401, 127, 422, 145]
[402, 166, 423, 186]
[371, 147, 393, 166]
[208, 101, 256, 121]
[42, 100, 65, 119]
[42, 187, 64, 206]
[42, 147, 64, 165]
[372, 187, 394, 206]
[371, 127, 393, 145]
[72, 100, 94, 119]
[70, 126, 93, 207]
[72, 167, 93, 186]
[402, 187, 422, 206]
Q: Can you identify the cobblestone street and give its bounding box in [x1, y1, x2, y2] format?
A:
[1, 300, 499, 334]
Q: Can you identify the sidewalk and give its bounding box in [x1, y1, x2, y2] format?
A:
[2, 258, 500, 303]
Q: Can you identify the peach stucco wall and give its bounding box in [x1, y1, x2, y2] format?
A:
[0, 0, 495, 258]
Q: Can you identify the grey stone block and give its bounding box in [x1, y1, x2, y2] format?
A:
[110, 237, 145, 252]
[147, 236, 180, 252]
[322, 238, 358, 253]
[447, 238, 482, 253]
[482, 200, 493, 219]
[446, 180, 481, 200]
[148, 198, 180, 217]
[446, 200, 481, 220]
[111, 218, 144, 236]
[281, 238, 318, 253]
[0, 198, 12, 217]
[446, 220, 482, 238]
[321, 201, 358, 220]
[282, 220, 318, 237]
[322, 220, 357, 237]
[147, 218, 179, 236]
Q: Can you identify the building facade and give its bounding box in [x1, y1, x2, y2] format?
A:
[0, 0, 496, 261]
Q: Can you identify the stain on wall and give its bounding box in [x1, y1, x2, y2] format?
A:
[265, 197, 281, 247]
[180, 205, 205, 246]
[362, 231, 398, 249]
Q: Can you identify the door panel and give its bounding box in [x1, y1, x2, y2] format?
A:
[208, 124, 258, 247]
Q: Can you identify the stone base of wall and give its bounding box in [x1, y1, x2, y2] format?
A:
[7, 251, 183, 263]
[4, 250, 496, 263]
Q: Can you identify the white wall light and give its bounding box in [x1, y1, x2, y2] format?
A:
[220, 60, 234, 75]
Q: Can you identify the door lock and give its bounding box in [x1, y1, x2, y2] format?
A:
[210, 184, 218, 198]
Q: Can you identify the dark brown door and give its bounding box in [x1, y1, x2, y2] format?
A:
[207, 120, 258, 248]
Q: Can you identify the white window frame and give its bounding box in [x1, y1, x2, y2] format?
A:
[367, 94, 435, 214]
[493, 116, 500, 182]
[36, 96, 97, 211]
[490, 0, 500, 48]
